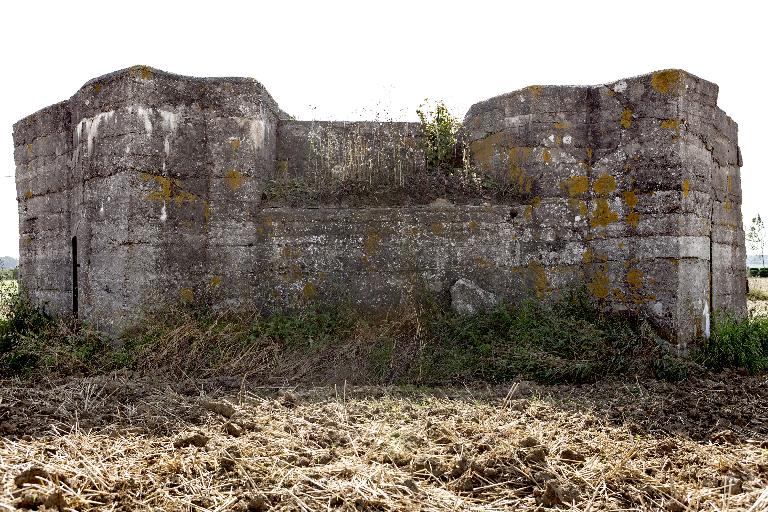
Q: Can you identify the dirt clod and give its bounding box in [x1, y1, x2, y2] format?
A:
[535, 480, 580, 506]
[173, 432, 210, 449]
[518, 436, 540, 448]
[224, 421, 244, 437]
[524, 447, 548, 465]
[14, 467, 50, 487]
[559, 447, 586, 463]
[203, 400, 236, 418]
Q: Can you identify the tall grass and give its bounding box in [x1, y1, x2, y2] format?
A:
[2, 284, 767, 382]
[696, 314, 768, 373]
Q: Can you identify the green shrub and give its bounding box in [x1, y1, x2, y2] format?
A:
[697, 315, 768, 374]
[750, 268, 760, 277]
[760, 268, 768, 278]
[417, 100, 463, 172]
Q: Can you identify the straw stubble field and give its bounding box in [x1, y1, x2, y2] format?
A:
[1, 372, 767, 511]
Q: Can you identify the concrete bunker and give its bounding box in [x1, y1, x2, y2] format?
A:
[13, 66, 745, 350]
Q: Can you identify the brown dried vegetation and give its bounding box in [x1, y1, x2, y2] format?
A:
[1, 373, 767, 511]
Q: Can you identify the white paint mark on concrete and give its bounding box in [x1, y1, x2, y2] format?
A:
[79, 111, 115, 156]
[547, 134, 555, 143]
[613, 80, 627, 93]
[160, 110, 179, 134]
[138, 108, 153, 136]
[160, 202, 167, 222]
[703, 301, 710, 338]
[234, 117, 266, 152]
[563, 135, 573, 145]
[164, 138, 170, 157]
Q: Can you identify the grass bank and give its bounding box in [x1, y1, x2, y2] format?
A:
[1, 284, 766, 383]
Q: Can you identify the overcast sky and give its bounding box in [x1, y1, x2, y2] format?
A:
[0, 0, 765, 259]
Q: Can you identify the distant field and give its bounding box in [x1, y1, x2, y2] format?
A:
[749, 277, 768, 294]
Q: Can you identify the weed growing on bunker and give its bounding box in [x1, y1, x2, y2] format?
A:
[417, 100, 464, 173]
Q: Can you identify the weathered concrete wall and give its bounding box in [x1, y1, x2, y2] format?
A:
[13, 66, 745, 349]
[14, 101, 73, 314]
[463, 70, 745, 347]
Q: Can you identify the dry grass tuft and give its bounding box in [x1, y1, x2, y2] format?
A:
[1, 373, 767, 510]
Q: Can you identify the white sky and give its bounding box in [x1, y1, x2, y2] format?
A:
[0, 0, 765, 259]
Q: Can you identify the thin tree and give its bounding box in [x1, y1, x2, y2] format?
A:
[747, 214, 766, 268]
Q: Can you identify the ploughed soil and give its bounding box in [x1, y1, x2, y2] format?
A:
[1, 372, 767, 511]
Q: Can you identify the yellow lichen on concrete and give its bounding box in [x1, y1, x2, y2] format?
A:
[135, 66, 153, 80]
[26, 143, 33, 155]
[524, 205, 533, 221]
[467, 220, 478, 232]
[593, 173, 617, 196]
[660, 118, 681, 135]
[430, 223, 445, 235]
[225, 169, 245, 190]
[567, 198, 588, 216]
[582, 248, 593, 264]
[542, 149, 551, 163]
[525, 85, 542, 98]
[301, 282, 316, 299]
[727, 175, 733, 192]
[591, 198, 619, 227]
[142, 173, 202, 204]
[202, 201, 211, 224]
[623, 189, 641, 228]
[523, 194, 540, 221]
[724, 198, 733, 213]
[682, 179, 690, 198]
[209, 276, 222, 287]
[281, 245, 300, 259]
[623, 190, 638, 209]
[473, 256, 491, 269]
[626, 211, 641, 229]
[229, 138, 241, 150]
[363, 230, 381, 257]
[23, 190, 33, 200]
[508, 146, 533, 163]
[93, 83, 102, 94]
[650, 70, 681, 94]
[561, 175, 589, 197]
[470, 132, 505, 169]
[180, 287, 194, 303]
[587, 265, 610, 299]
[528, 261, 549, 298]
[620, 108, 633, 129]
[553, 121, 570, 129]
[626, 267, 643, 291]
